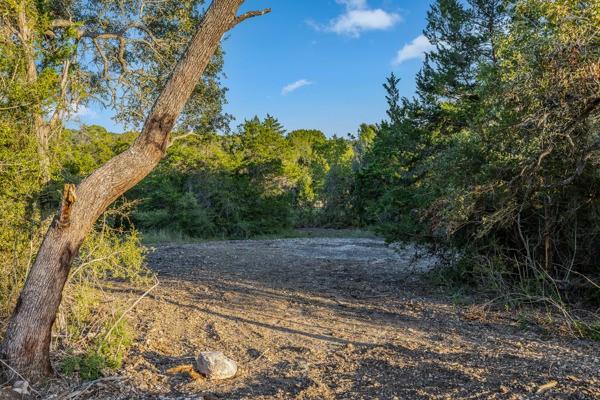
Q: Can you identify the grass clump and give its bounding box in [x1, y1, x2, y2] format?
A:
[574, 321, 600, 341]
[60, 318, 134, 380]
[428, 250, 600, 340]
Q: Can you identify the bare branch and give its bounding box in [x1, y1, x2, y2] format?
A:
[0, 103, 31, 111]
[168, 131, 200, 148]
[563, 97, 600, 134]
[91, 38, 110, 78]
[47, 59, 72, 130]
[545, 140, 600, 189]
[519, 97, 600, 177]
[82, 22, 165, 78]
[118, 36, 128, 73]
[536, 144, 554, 168]
[129, 22, 164, 49]
[51, 19, 75, 29]
[58, 184, 77, 230]
[230, 8, 271, 29]
[49, 19, 83, 38]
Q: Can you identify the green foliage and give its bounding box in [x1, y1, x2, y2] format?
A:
[121, 116, 362, 239]
[0, 121, 42, 317]
[72, 216, 149, 284]
[574, 321, 600, 342]
[130, 120, 293, 239]
[60, 318, 134, 380]
[63, 126, 137, 178]
[356, 0, 600, 308]
[57, 220, 148, 380]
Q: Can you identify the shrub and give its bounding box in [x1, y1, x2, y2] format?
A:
[60, 317, 133, 380]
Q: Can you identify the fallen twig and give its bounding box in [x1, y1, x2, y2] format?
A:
[99, 278, 159, 349]
[0, 358, 41, 396]
[537, 380, 558, 394]
[61, 375, 125, 400]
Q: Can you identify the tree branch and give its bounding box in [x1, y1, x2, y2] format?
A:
[82, 22, 165, 77]
[519, 97, 600, 177]
[168, 131, 200, 148]
[545, 140, 600, 189]
[117, 36, 128, 73]
[48, 19, 83, 39]
[92, 37, 110, 78]
[563, 97, 600, 134]
[230, 8, 271, 29]
[50, 19, 76, 29]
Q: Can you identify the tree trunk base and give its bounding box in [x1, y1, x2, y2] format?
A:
[1, 330, 53, 382]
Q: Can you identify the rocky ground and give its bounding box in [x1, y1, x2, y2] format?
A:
[44, 236, 600, 399]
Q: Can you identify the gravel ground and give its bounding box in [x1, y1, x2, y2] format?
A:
[44, 236, 600, 399]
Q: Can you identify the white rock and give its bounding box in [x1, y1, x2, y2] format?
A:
[12, 381, 29, 395]
[196, 351, 237, 380]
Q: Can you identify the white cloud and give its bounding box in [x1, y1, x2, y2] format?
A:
[281, 79, 314, 95]
[331, 9, 401, 37]
[69, 104, 97, 119]
[311, 0, 401, 38]
[336, 0, 368, 9]
[393, 35, 435, 65]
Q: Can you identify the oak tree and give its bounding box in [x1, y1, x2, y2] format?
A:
[0, 0, 270, 381]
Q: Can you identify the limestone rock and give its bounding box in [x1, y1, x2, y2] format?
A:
[196, 351, 237, 380]
[12, 381, 28, 396]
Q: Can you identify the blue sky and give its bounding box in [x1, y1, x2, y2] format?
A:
[75, 0, 435, 137]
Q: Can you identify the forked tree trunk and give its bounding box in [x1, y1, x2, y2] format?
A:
[1, 0, 268, 381]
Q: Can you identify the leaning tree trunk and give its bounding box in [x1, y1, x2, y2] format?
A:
[1, 0, 269, 381]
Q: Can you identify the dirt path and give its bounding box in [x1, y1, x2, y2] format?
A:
[89, 237, 598, 399]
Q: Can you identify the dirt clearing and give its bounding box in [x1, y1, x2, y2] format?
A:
[73, 236, 598, 399]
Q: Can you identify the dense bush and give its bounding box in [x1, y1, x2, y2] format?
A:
[355, 0, 600, 312]
[57, 115, 365, 243]
[0, 113, 43, 319]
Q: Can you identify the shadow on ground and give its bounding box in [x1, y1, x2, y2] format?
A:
[89, 238, 598, 399]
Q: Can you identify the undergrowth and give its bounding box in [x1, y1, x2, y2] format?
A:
[428, 250, 600, 341]
[54, 207, 153, 380]
[1, 203, 153, 381]
[60, 318, 133, 381]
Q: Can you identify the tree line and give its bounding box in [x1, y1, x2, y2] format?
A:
[63, 118, 369, 239]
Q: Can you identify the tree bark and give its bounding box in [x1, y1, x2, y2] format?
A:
[1, 0, 268, 381]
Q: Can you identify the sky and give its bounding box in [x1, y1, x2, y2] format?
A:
[73, 0, 435, 137]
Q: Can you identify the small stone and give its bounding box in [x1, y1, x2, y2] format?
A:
[12, 381, 29, 395]
[246, 348, 261, 359]
[196, 351, 237, 380]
